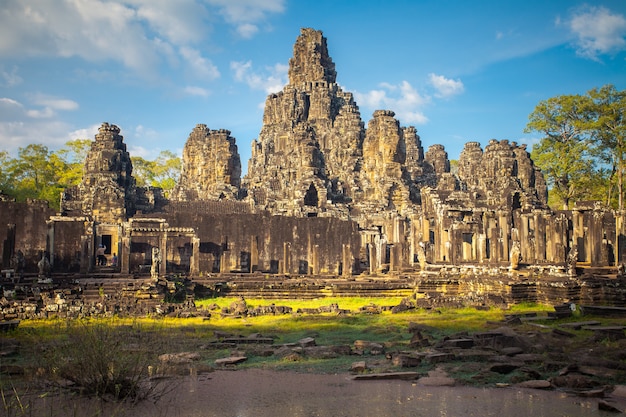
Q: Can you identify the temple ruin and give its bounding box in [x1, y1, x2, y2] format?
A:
[1, 28, 626, 314]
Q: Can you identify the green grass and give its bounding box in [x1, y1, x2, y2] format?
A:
[6, 298, 620, 390]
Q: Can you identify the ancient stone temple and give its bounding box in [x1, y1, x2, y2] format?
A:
[1, 27, 625, 293]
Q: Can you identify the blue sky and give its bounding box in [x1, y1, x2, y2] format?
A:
[1, 0, 625, 173]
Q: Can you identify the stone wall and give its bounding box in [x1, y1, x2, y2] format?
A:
[0, 198, 55, 272]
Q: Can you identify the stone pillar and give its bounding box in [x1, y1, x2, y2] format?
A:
[2, 224, 16, 268]
[342, 244, 352, 276]
[498, 211, 510, 265]
[80, 235, 91, 274]
[589, 210, 604, 266]
[389, 244, 397, 272]
[369, 243, 377, 274]
[311, 244, 319, 275]
[617, 211, 626, 266]
[572, 209, 585, 262]
[120, 236, 130, 274]
[220, 250, 229, 274]
[250, 235, 259, 273]
[160, 225, 168, 275]
[536, 213, 547, 263]
[409, 218, 417, 267]
[477, 234, 487, 263]
[282, 242, 291, 274]
[190, 236, 200, 276]
[46, 221, 55, 268]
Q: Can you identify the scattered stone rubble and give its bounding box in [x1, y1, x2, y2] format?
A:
[203, 306, 626, 407]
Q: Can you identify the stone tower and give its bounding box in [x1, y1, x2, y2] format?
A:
[242, 28, 365, 216]
[171, 124, 242, 201]
[61, 122, 136, 223]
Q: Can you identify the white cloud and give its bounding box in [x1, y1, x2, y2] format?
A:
[31, 95, 79, 111]
[354, 81, 430, 125]
[67, 124, 100, 141]
[237, 23, 259, 39]
[428, 73, 465, 98]
[0, 96, 85, 153]
[231, 60, 288, 93]
[183, 86, 211, 97]
[24, 94, 79, 119]
[567, 5, 626, 59]
[179, 47, 220, 80]
[0, 66, 22, 87]
[207, 0, 285, 38]
[0, 0, 285, 76]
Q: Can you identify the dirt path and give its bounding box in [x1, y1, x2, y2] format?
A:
[20, 369, 626, 417]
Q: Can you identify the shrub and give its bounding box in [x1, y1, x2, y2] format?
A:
[40, 321, 163, 402]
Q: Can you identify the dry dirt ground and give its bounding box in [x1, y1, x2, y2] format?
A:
[13, 369, 626, 417]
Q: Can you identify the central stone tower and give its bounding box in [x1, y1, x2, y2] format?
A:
[242, 28, 366, 216]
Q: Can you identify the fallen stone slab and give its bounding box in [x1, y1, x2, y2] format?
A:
[417, 376, 455, 386]
[559, 321, 601, 329]
[352, 372, 420, 381]
[351, 361, 366, 372]
[222, 337, 274, 344]
[298, 337, 316, 347]
[490, 363, 520, 374]
[214, 356, 247, 366]
[598, 400, 622, 413]
[426, 352, 455, 364]
[515, 380, 552, 389]
[500, 347, 524, 356]
[442, 338, 474, 349]
[159, 352, 201, 364]
[610, 385, 626, 398]
[392, 354, 421, 367]
[581, 305, 626, 317]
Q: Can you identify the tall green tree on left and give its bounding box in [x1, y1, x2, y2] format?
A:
[0, 140, 91, 211]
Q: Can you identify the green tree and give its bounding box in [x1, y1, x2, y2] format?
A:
[131, 150, 180, 196]
[0, 150, 12, 195]
[587, 85, 626, 210]
[5, 144, 62, 205]
[525, 93, 598, 209]
[53, 139, 92, 189]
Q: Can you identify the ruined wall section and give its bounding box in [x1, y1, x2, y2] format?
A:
[0, 198, 55, 271]
[162, 210, 360, 276]
[171, 124, 242, 201]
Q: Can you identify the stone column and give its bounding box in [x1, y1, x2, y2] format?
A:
[616, 211, 626, 266]
[120, 236, 130, 274]
[80, 235, 91, 274]
[589, 210, 604, 266]
[342, 244, 352, 276]
[369, 243, 377, 274]
[536, 213, 547, 263]
[190, 236, 200, 276]
[389, 244, 398, 272]
[477, 234, 487, 263]
[498, 211, 510, 265]
[572, 209, 585, 262]
[282, 242, 291, 275]
[220, 250, 229, 274]
[311, 244, 319, 275]
[250, 236, 259, 273]
[160, 224, 168, 275]
[46, 221, 55, 267]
